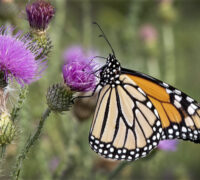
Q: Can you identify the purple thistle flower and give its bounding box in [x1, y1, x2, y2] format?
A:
[63, 60, 97, 92]
[139, 24, 158, 43]
[26, 0, 55, 31]
[62, 46, 98, 92]
[158, 140, 178, 152]
[0, 26, 46, 86]
[49, 157, 59, 172]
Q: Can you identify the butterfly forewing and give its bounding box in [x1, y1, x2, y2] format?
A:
[89, 74, 162, 161]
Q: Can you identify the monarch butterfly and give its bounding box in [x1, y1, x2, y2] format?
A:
[87, 23, 200, 161]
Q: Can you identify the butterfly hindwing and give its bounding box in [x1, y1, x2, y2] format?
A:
[160, 84, 200, 142]
[122, 68, 200, 143]
[89, 74, 162, 161]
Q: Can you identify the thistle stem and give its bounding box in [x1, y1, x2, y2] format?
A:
[11, 86, 28, 123]
[0, 86, 28, 165]
[13, 108, 51, 180]
[0, 144, 6, 159]
[82, 0, 91, 48]
[147, 56, 160, 79]
[108, 162, 130, 179]
[162, 24, 176, 84]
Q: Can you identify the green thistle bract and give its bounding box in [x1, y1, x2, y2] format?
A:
[0, 112, 16, 145]
[46, 83, 74, 112]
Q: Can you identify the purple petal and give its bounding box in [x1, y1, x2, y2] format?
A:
[63, 60, 97, 92]
[158, 140, 179, 152]
[26, 0, 55, 30]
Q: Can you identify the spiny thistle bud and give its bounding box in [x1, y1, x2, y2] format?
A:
[46, 83, 74, 112]
[26, 0, 55, 31]
[0, 112, 16, 145]
[31, 31, 52, 58]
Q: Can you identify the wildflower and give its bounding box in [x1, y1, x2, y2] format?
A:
[63, 61, 97, 92]
[26, 1, 55, 58]
[62, 46, 97, 92]
[0, 26, 46, 86]
[139, 24, 158, 57]
[26, 0, 55, 31]
[49, 157, 59, 172]
[158, 139, 178, 151]
[140, 25, 157, 43]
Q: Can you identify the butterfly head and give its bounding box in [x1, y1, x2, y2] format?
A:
[99, 54, 121, 87]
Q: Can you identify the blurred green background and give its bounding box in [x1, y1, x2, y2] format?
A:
[1, 0, 200, 179]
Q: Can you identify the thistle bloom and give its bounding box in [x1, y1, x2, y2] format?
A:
[158, 140, 178, 151]
[139, 25, 158, 43]
[26, 0, 55, 31]
[0, 26, 46, 86]
[63, 61, 96, 92]
[62, 46, 97, 92]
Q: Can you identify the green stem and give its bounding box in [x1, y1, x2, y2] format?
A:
[82, 0, 91, 48]
[12, 108, 51, 180]
[108, 162, 130, 179]
[147, 56, 160, 78]
[0, 144, 6, 159]
[162, 24, 176, 84]
[11, 86, 28, 123]
[0, 86, 28, 166]
[0, 144, 7, 170]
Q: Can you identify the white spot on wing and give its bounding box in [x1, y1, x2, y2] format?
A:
[175, 95, 182, 102]
[182, 127, 187, 133]
[188, 106, 195, 115]
[191, 104, 198, 110]
[154, 109, 159, 118]
[166, 89, 172, 94]
[174, 89, 181, 95]
[163, 82, 169, 87]
[174, 100, 181, 108]
[186, 96, 194, 102]
[147, 101, 152, 108]
[138, 87, 146, 95]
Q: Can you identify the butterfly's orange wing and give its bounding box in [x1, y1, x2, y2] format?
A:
[89, 67, 200, 162]
[123, 68, 200, 143]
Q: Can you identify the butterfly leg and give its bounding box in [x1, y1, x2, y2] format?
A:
[71, 84, 100, 104]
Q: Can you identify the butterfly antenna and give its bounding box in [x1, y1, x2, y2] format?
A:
[93, 22, 115, 56]
[92, 56, 107, 60]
